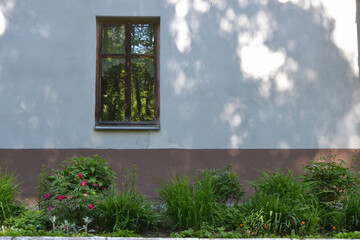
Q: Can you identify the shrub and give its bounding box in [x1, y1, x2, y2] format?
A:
[0, 167, 21, 224]
[340, 193, 360, 231]
[98, 191, 160, 232]
[244, 169, 322, 236]
[213, 204, 245, 231]
[200, 166, 244, 204]
[158, 172, 216, 230]
[250, 169, 310, 197]
[244, 193, 300, 235]
[39, 155, 116, 226]
[5, 207, 49, 234]
[303, 152, 360, 204]
[97, 167, 161, 232]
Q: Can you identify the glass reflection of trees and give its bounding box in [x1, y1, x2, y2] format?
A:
[101, 23, 155, 122]
[101, 24, 125, 54]
[131, 24, 154, 54]
[131, 59, 155, 122]
[101, 60, 125, 121]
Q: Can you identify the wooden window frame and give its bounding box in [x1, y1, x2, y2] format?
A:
[95, 17, 160, 130]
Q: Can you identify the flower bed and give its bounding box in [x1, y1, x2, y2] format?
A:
[1, 153, 360, 239]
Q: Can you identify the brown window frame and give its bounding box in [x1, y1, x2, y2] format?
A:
[95, 17, 160, 130]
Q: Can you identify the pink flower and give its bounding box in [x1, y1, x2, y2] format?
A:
[48, 205, 55, 211]
[57, 195, 66, 201]
[88, 204, 95, 210]
[80, 181, 87, 186]
[99, 186, 105, 191]
[43, 193, 50, 199]
[77, 173, 83, 179]
[92, 183, 98, 187]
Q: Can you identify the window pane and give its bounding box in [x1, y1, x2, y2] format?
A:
[131, 58, 155, 121]
[131, 24, 154, 54]
[101, 58, 125, 121]
[101, 24, 125, 54]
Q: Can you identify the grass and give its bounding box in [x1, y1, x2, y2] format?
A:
[0, 167, 21, 224]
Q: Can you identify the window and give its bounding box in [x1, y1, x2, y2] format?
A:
[95, 17, 160, 130]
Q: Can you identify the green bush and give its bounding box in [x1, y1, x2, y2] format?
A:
[5, 207, 49, 234]
[250, 169, 310, 197]
[0, 167, 21, 224]
[158, 172, 216, 230]
[39, 155, 116, 226]
[213, 204, 245, 231]
[340, 193, 360, 231]
[244, 169, 322, 236]
[303, 153, 360, 204]
[97, 167, 160, 232]
[98, 191, 160, 232]
[200, 166, 244, 204]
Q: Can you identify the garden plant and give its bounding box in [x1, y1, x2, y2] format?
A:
[1, 152, 360, 238]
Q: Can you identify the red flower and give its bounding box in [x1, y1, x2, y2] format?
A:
[264, 224, 267, 229]
[77, 173, 83, 179]
[57, 195, 66, 201]
[239, 224, 243, 228]
[43, 193, 50, 199]
[332, 226, 336, 230]
[80, 181, 87, 186]
[88, 204, 95, 210]
[48, 205, 55, 211]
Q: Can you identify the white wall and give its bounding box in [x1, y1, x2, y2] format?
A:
[0, 0, 359, 149]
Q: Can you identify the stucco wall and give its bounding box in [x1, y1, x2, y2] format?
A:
[0, 0, 359, 149]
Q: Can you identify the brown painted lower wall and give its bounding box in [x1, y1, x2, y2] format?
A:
[0, 148, 358, 204]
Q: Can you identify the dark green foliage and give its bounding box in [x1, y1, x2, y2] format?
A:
[38, 164, 50, 209]
[40, 155, 116, 225]
[171, 224, 249, 238]
[250, 169, 310, 197]
[244, 169, 322, 236]
[200, 166, 244, 204]
[213, 204, 245, 231]
[335, 231, 360, 239]
[158, 167, 244, 231]
[97, 190, 160, 232]
[4, 153, 360, 237]
[341, 193, 360, 231]
[303, 153, 360, 204]
[5, 207, 49, 234]
[243, 192, 323, 236]
[0, 167, 21, 224]
[302, 153, 360, 229]
[97, 167, 160, 232]
[158, 173, 216, 230]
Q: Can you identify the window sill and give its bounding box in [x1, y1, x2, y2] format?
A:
[94, 125, 160, 131]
